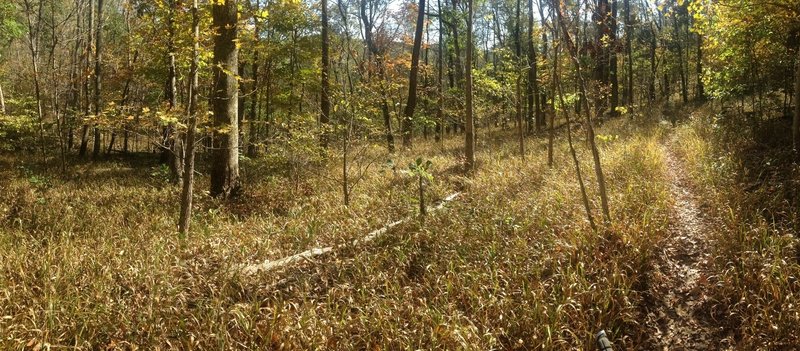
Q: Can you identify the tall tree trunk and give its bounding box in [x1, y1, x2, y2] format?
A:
[69, 0, 83, 151]
[210, 0, 240, 199]
[593, 0, 611, 117]
[674, 13, 688, 104]
[695, 33, 705, 101]
[179, 0, 200, 235]
[237, 62, 246, 148]
[402, 0, 426, 149]
[164, 0, 181, 181]
[556, 0, 611, 224]
[0, 83, 5, 115]
[112, 9, 135, 156]
[23, 0, 47, 165]
[49, 0, 67, 172]
[450, 0, 464, 86]
[320, 0, 331, 147]
[79, 0, 93, 157]
[360, 0, 394, 152]
[794, 48, 800, 153]
[515, 0, 525, 156]
[92, 0, 104, 158]
[248, 0, 262, 156]
[609, 0, 619, 115]
[548, 0, 556, 168]
[527, 0, 541, 132]
[436, 0, 444, 142]
[624, 0, 633, 105]
[649, 24, 657, 101]
[553, 2, 594, 229]
[464, 0, 475, 171]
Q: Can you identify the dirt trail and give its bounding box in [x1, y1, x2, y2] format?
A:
[642, 139, 729, 350]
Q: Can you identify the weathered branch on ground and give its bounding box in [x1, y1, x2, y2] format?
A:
[239, 192, 461, 275]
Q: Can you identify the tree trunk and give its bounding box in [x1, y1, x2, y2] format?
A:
[609, 0, 619, 115]
[210, 0, 240, 199]
[237, 62, 246, 150]
[515, 0, 525, 156]
[79, 0, 93, 157]
[527, 0, 541, 132]
[794, 48, 800, 153]
[649, 24, 657, 101]
[464, 0, 475, 171]
[92, 0, 104, 158]
[247, 0, 262, 157]
[548, 0, 556, 168]
[436, 0, 444, 143]
[556, 0, 611, 224]
[593, 0, 611, 117]
[695, 33, 705, 101]
[165, 0, 181, 181]
[320, 0, 331, 147]
[401, 0, 426, 149]
[360, 0, 395, 152]
[23, 0, 47, 165]
[624, 0, 633, 105]
[450, 0, 464, 86]
[179, 0, 200, 235]
[0, 83, 5, 115]
[674, 14, 688, 104]
[553, 2, 594, 230]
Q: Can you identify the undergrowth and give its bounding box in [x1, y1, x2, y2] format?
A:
[673, 107, 800, 349]
[0, 119, 672, 349]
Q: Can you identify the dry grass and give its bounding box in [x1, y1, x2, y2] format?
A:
[1, 119, 674, 349]
[673, 107, 800, 349]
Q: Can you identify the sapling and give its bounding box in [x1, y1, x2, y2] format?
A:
[407, 158, 433, 216]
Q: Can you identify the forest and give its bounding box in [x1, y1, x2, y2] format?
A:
[0, 0, 799, 349]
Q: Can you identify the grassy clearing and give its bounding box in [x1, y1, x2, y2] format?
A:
[673, 107, 800, 349]
[1, 119, 673, 349]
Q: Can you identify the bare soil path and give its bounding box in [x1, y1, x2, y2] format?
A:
[641, 137, 730, 350]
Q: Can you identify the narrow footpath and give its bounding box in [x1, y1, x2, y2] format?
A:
[641, 138, 730, 350]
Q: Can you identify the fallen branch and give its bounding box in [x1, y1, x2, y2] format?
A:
[239, 192, 461, 275]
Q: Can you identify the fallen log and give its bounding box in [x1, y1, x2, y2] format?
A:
[239, 192, 461, 275]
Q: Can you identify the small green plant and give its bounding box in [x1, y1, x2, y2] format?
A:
[406, 158, 433, 216]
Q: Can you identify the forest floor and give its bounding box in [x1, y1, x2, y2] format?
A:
[641, 135, 730, 350]
[2, 112, 799, 349]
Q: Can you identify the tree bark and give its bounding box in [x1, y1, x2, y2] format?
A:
[527, 0, 541, 131]
[649, 24, 657, 101]
[79, 0, 93, 157]
[360, 0, 395, 152]
[556, 0, 611, 224]
[794, 48, 800, 153]
[22, 0, 47, 164]
[320, 0, 331, 148]
[674, 12, 688, 104]
[436, 0, 444, 142]
[695, 33, 705, 101]
[210, 0, 240, 199]
[623, 0, 633, 105]
[92, 0, 104, 158]
[464, 0, 475, 171]
[593, 0, 611, 117]
[179, 0, 200, 235]
[401, 0, 426, 149]
[450, 0, 464, 86]
[515, 0, 525, 156]
[248, 2, 263, 157]
[164, 0, 182, 181]
[610, 0, 619, 115]
[0, 83, 5, 115]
